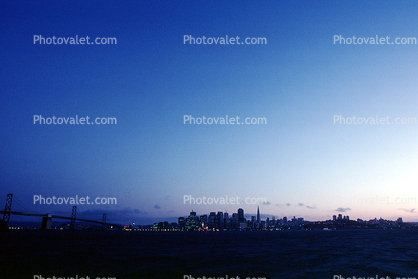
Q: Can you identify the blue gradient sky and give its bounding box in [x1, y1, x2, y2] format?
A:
[1, 0, 418, 225]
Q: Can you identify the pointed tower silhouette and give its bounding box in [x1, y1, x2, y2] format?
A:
[257, 206, 261, 223]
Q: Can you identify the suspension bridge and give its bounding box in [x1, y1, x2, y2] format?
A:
[1, 193, 123, 230]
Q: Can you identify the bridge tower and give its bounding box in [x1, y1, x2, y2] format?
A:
[70, 206, 77, 230]
[102, 213, 106, 229]
[2, 193, 13, 227]
[41, 214, 52, 230]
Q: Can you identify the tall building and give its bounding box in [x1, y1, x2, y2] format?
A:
[257, 206, 261, 223]
[200, 214, 207, 228]
[208, 212, 216, 229]
[217, 211, 224, 230]
[238, 208, 245, 222]
[224, 212, 230, 229]
[231, 213, 239, 229]
[178, 217, 185, 230]
[185, 211, 199, 230]
[333, 215, 337, 221]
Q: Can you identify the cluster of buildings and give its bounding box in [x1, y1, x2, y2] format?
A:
[152, 206, 307, 231]
[148, 207, 406, 231]
[333, 214, 350, 221]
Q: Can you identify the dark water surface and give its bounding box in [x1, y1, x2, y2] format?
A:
[2, 230, 418, 279]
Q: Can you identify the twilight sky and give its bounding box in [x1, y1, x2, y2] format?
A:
[1, 0, 418, 225]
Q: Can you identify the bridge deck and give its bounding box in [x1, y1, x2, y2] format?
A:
[0, 210, 122, 227]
